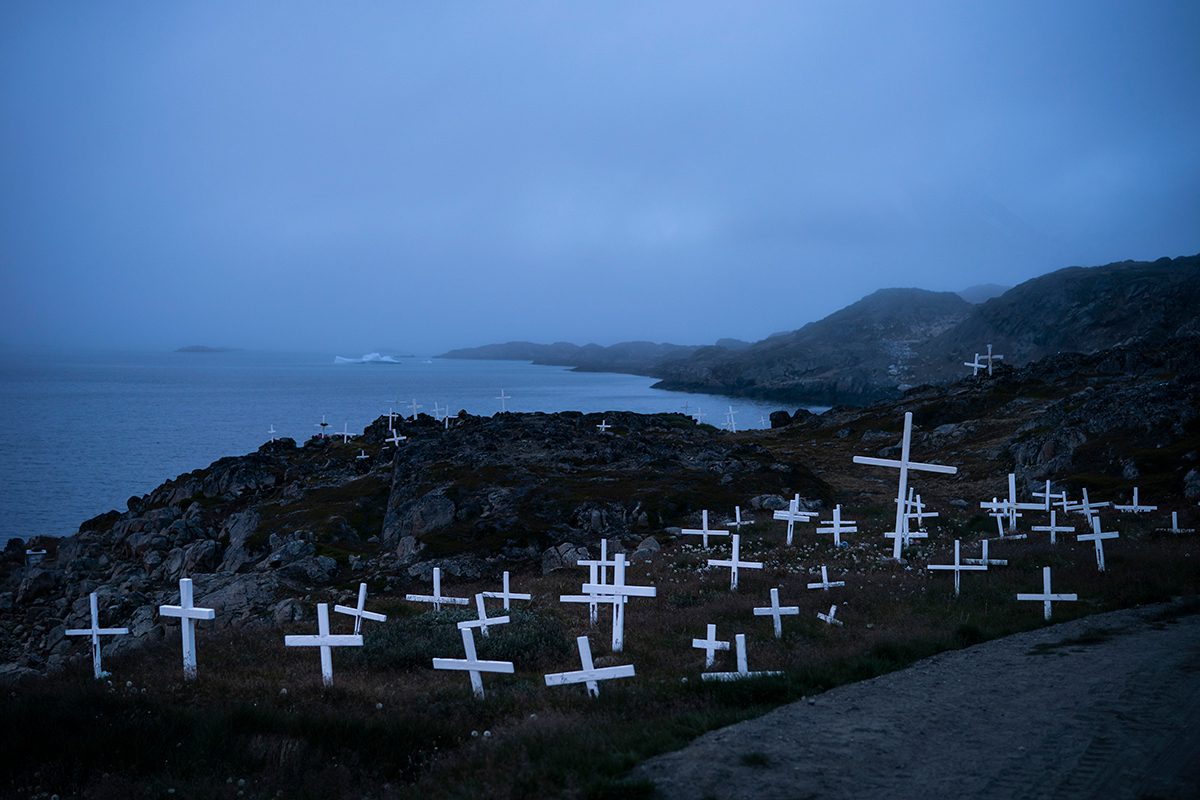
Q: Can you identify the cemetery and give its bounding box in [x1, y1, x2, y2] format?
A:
[2, 372, 1199, 798]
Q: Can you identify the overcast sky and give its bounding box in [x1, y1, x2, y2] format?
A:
[2, 1, 1197, 355]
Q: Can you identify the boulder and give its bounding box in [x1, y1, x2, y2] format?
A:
[541, 543, 590, 575]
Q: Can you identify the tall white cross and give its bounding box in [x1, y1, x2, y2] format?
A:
[581, 554, 655, 651]
[496, 388, 511, 412]
[481, 571, 531, 611]
[692, 623, 730, 668]
[1113, 487, 1157, 514]
[159, 578, 216, 680]
[573, 540, 620, 626]
[963, 538, 1008, 566]
[724, 406, 738, 433]
[338, 423, 353, 443]
[66, 592, 129, 679]
[544, 636, 635, 698]
[405, 567, 470, 611]
[701, 634, 781, 682]
[315, 414, 329, 438]
[333, 582, 387, 636]
[1078, 516, 1119, 572]
[707, 534, 763, 591]
[773, 495, 817, 546]
[408, 398, 422, 417]
[1032, 480, 1067, 512]
[283, 603, 363, 687]
[853, 412, 958, 560]
[1031, 509, 1075, 544]
[927, 539, 987, 596]
[816, 504, 857, 547]
[753, 587, 799, 638]
[432, 626, 513, 699]
[267, 424, 277, 442]
[694, 407, 706, 424]
[1017, 566, 1077, 621]
[681, 509, 729, 548]
[806, 565, 845, 591]
[983, 343, 1004, 375]
[386, 406, 398, 428]
[816, 604, 843, 626]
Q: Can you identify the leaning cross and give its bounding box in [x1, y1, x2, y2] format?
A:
[544, 636, 635, 698]
[1078, 516, 1119, 572]
[432, 626, 514, 699]
[334, 582, 387, 636]
[692, 623, 731, 668]
[806, 565, 845, 592]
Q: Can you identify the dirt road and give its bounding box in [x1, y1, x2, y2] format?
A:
[634, 600, 1200, 799]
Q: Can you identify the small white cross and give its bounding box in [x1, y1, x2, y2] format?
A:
[927, 539, 987, 596]
[1157, 511, 1195, 534]
[816, 504, 857, 547]
[773, 495, 817, 546]
[338, 422, 353, 443]
[681, 509, 730, 548]
[962, 538, 1008, 567]
[544, 636, 635, 698]
[853, 412, 958, 560]
[1031, 509, 1075, 544]
[1113, 486, 1157, 514]
[692, 623, 730, 668]
[356, 449, 369, 461]
[385, 429, 407, 447]
[1067, 488, 1109, 521]
[432, 626, 514, 699]
[66, 592, 129, 680]
[1032, 480, 1067, 513]
[1017, 566, 1077, 621]
[267, 424, 277, 442]
[707, 534, 763, 591]
[1078, 516, 1119, 572]
[701, 634, 781, 682]
[725, 405, 738, 433]
[481, 571, 531, 611]
[496, 388, 511, 412]
[596, 419, 611, 433]
[159, 578, 216, 680]
[457, 593, 511, 638]
[284, 603, 363, 687]
[806, 565, 845, 592]
[753, 587, 799, 638]
[816, 604, 843, 626]
[333, 582, 387, 636]
[405, 567, 470, 611]
[409, 398, 422, 417]
[727, 506, 753, 530]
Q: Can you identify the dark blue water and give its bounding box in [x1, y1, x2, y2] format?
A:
[0, 350, 803, 543]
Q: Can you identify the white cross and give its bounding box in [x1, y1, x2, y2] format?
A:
[978, 343, 1004, 376]
[773, 496, 817, 546]
[1157, 511, 1195, 534]
[1078, 516, 1119, 572]
[753, 587, 799, 638]
[580, 554, 656, 651]
[597, 419, 611, 433]
[481, 571, 531, 611]
[964, 352, 987, 377]
[724, 406, 738, 433]
[431, 402, 445, 420]
[1031, 509, 1075, 544]
[760, 414, 768, 427]
[727, 506, 753, 530]
[496, 388, 511, 412]
[1113, 487, 1157, 514]
[927, 539, 987, 596]
[1017, 566, 1077, 621]
[267, 424, 277, 442]
[980, 496, 1027, 540]
[707, 534, 763, 591]
[66, 592, 129, 679]
[432, 626, 514, 699]
[544, 636, 635, 698]
[1067, 488, 1109, 521]
[681, 509, 729, 548]
[692, 623, 730, 668]
[962, 538, 1008, 566]
[1032, 480, 1067, 512]
[806, 565, 845, 592]
[816, 504, 857, 547]
[816, 604, 843, 626]
[333, 582, 387, 636]
[386, 405, 398, 428]
[405, 567, 470, 611]
[356, 449, 369, 461]
[701, 634, 781, 682]
[409, 398, 422, 417]
[338, 422, 353, 443]
[903, 488, 938, 530]
[159, 578, 216, 680]
[572, 540, 620, 626]
[457, 593, 511, 638]
[853, 412, 958, 560]
[386, 429, 407, 447]
[694, 407, 706, 424]
[284, 603, 363, 687]
[315, 414, 329, 438]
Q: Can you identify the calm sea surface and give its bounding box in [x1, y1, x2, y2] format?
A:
[0, 350, 804, 544]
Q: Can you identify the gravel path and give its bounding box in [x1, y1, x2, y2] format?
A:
[634, 600, 1200, 800]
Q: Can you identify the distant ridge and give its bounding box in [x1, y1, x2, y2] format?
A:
[176, 345, 239, 353]
[442, 253, 1200, 405]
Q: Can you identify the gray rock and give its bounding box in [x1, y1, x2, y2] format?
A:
[751, 494, 788, 511]
[218, 509, 261, 573]
[272, 598, 306, 626]
[1184, 469, 1200, 500]
[396, 535, 425, 565]
[182, 540, 222, 575]
[631, 536, 661, 562]
[541, 542, 590, 575]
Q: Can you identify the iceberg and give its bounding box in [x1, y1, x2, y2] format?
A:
[333, 352, 401, 365]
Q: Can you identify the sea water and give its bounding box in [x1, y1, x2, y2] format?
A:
[0, 350, 810, 543]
